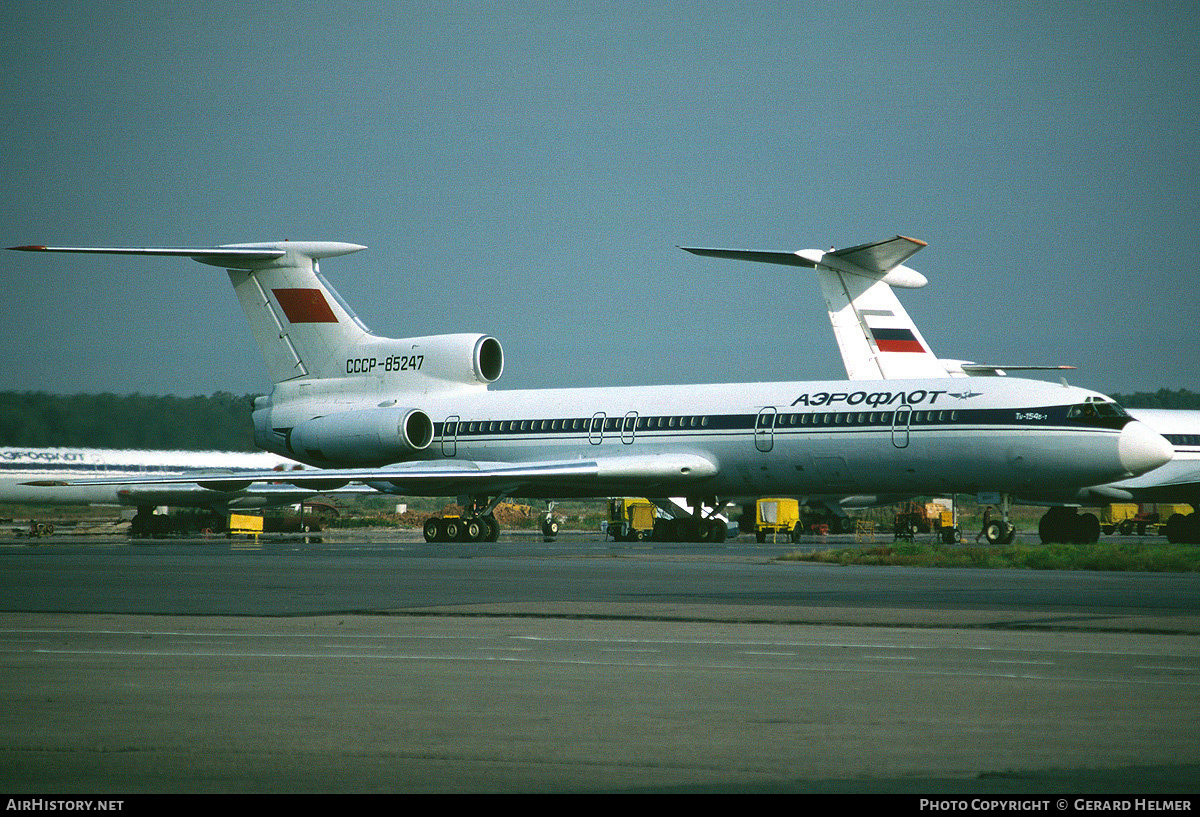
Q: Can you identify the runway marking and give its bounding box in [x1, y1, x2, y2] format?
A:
[739, 651, 796, 657]
[8, 646, 1200, 687]
[508, 634, 1200, 660]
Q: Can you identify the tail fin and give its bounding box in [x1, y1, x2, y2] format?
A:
[682, 235, 952, 380]
[219, 242, 371, 382]
[10, 241, 369, 383]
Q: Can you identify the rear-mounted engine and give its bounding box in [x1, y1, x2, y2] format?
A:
[288, 407, 433, 465]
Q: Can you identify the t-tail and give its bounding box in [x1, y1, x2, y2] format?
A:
[9, 241, 504, 391]
[682, 235, 952, 379]
[9, 241, 505, 465]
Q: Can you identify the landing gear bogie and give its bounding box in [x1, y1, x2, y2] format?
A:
[1037, 507, 1101, 544]
[423, 508, 503, 543]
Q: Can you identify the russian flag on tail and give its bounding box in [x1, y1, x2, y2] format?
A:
[869, 327, 925, 353]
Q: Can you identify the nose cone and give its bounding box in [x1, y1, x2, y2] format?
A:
[1118, 421, 1174, 476]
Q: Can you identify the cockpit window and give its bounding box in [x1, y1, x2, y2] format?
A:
[1067, 401, 1129, 420]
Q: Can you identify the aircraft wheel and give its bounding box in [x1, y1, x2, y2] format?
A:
[984, 521, 1006, 544]
[1166, 513, 1185, 543]
[713, 520, 728, 543]
[1078, 514, 1100, 542]
[1183, 514, 1200, 545]
[484, 515, 500, 542]
[541, 518, 559, 538]
[462, 518, 483, 542]
[1038, 514, 1054, 544]
[444, 518, 462, 541]
[423, 518, 440, 543]
[1040, 508, 1078, 544]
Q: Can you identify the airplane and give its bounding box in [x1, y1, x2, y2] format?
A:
[8, 238, 1173, 543]
[683, 237, 1200, 543]
[1, 445, 361, 534]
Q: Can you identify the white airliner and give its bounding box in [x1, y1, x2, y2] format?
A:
[684, 237, 1200, 543]
[9, 238, 1173, 543]
[1, 446, 355, 530]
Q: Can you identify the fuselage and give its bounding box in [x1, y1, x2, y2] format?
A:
[256, 375, 1172, 501]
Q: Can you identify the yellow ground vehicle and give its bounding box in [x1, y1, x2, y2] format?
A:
[1103, 503, 1194, 536]
[608, 497, 657, 542]
[755, 498, 801, 543]
[893, 499, 959, 543]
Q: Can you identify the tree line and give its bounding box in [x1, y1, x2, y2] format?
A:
[0, 392, 258, 450]
[1108, 388, 1200, 410]
[1, 388, 1198, 451]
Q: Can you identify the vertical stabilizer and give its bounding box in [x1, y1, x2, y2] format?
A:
[681, 235, 952, 380]
[816, 267, 951, 380]
[218, 242, 371, 383]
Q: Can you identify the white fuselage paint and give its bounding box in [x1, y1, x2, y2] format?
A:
[258, 375, 1156, 502]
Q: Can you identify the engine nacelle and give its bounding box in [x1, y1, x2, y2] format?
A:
[288, 407, 434, 466]
[353, 333, 504, 388]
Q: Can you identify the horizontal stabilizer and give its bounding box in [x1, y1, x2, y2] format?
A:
[831, 235, 927, 275]
[946, 360, 1078, 377]
[681, 247, 815, 267]
[8, 241, 365, 270]
[681, 235, 928, 288]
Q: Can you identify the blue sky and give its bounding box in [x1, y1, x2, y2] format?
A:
[3, 1, 1197, 397]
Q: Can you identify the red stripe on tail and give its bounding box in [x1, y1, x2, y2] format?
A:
[272, 288, 338, 323]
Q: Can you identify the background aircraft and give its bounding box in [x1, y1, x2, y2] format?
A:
[9, 240, 1173, 543]
[3, 446, 362, 534]
[684, 237, 1200, 543]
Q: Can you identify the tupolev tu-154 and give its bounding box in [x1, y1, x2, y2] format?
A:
[9, 237, 1173, 542]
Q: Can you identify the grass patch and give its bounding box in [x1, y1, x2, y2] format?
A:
[782, 540, 1200, 572]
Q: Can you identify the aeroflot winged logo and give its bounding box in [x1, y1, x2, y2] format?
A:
[272, 288, 338, 323]
[790, 388, 986, 407]
[792, 389, 952, 407]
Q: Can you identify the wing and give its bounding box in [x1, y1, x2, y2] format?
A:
[25, 453, 720, 499]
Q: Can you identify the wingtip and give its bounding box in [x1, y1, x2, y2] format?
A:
[8, 245, 48, 251]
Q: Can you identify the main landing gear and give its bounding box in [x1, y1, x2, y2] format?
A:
[422, 495, 503, 543]
[1038, 507, 1101, 544]
[1165, 511, 1200, 544]
[644, 497, 731, 543]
